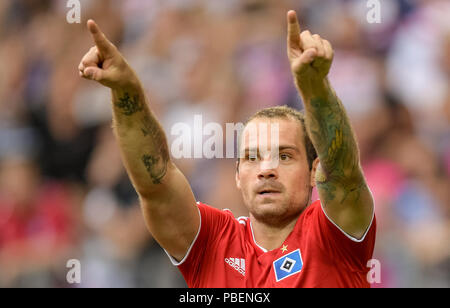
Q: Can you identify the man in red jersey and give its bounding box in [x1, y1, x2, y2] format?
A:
[78, 10, 375, 287]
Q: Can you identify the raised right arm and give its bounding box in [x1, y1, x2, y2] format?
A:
[78, 20, 199, 262]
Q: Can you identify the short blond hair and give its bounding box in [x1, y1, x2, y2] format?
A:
[242, 105, 317, 169]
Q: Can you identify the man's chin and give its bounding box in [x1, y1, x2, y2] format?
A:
[253, 194, 284, 209]
[250, 201, 286, 223]
[249, 199, 305, 227]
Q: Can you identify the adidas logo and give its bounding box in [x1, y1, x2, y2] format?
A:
[225, 257, 245, 276]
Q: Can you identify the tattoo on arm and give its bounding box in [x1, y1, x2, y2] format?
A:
[113, 91, 170, 185]
[139, 113, 170, 184]
[308, 96, 356, 169]
[142, 154, 168, 184]
[140, 114, 152, 137]
[115, 93, 143, 116]
[306, 94, 362, 204]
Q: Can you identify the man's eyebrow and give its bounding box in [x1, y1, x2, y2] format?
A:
[242, 145, 300, 153]
[278, 145, 301, 153]
[243, 147, 258, 152]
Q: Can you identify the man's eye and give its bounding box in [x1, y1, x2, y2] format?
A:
[280, 154, 291, 161]
[246, 153, 258, 161]
[249, 155, 258, 161]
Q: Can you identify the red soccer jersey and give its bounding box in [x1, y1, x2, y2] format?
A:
[166, 199, 376, 288]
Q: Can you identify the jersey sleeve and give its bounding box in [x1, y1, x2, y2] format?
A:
[311, 200, 376, 272]
[165, 201, 235, 287]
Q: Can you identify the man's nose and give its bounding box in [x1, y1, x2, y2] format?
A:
[257, 159, 278, 180]
[258, 168, 278, 180]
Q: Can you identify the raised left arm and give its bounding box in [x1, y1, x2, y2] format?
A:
[287, 11, 373, 239]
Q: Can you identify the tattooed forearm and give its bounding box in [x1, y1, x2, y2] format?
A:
[142, 154, 168, 184]
[115, 92, 143, 116]
[302, 80, 362, 204]
[140, 114, 152, 137]
[112, 88, 171, 191]
[307, 95, 359, 180]
[139, 113, 170, 183]
[316, 165, 364, 204]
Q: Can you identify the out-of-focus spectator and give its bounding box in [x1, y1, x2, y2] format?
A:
[0, 156, 78, 287]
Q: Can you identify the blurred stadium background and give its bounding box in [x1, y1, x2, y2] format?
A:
[0, 0, 449, 288]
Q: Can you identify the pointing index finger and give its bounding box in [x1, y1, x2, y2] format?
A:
[287, 10, 302, 50]
[87, 19, 114, 57]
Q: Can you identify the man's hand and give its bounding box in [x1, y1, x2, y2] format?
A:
[78, 20, 138, 89]
[287, 10, 334, 94]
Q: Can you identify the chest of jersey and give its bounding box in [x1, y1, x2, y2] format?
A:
[178, 201, 375, 288]
[198, 218, 333, 288]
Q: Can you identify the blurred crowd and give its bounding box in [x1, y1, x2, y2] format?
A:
[0, 0, 448, 287]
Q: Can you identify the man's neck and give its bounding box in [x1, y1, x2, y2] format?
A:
[250, 215, 299, 252]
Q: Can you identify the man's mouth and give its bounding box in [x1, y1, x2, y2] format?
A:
[255, 181, 284, 197]
[257, 189, 281, 195]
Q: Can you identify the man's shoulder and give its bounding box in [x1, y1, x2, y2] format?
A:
[196, 201, 248, 227]
[302, 199, 322, 218]
[294, 199, 326, 233]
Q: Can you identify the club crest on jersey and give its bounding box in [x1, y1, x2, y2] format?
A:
[273, 249, 303, 282]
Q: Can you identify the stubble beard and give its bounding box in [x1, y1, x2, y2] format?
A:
[247, 194, 309, 228]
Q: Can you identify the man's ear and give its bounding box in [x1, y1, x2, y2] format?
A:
[310, 157, 320, 187]
[235, 160, 241, 190]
